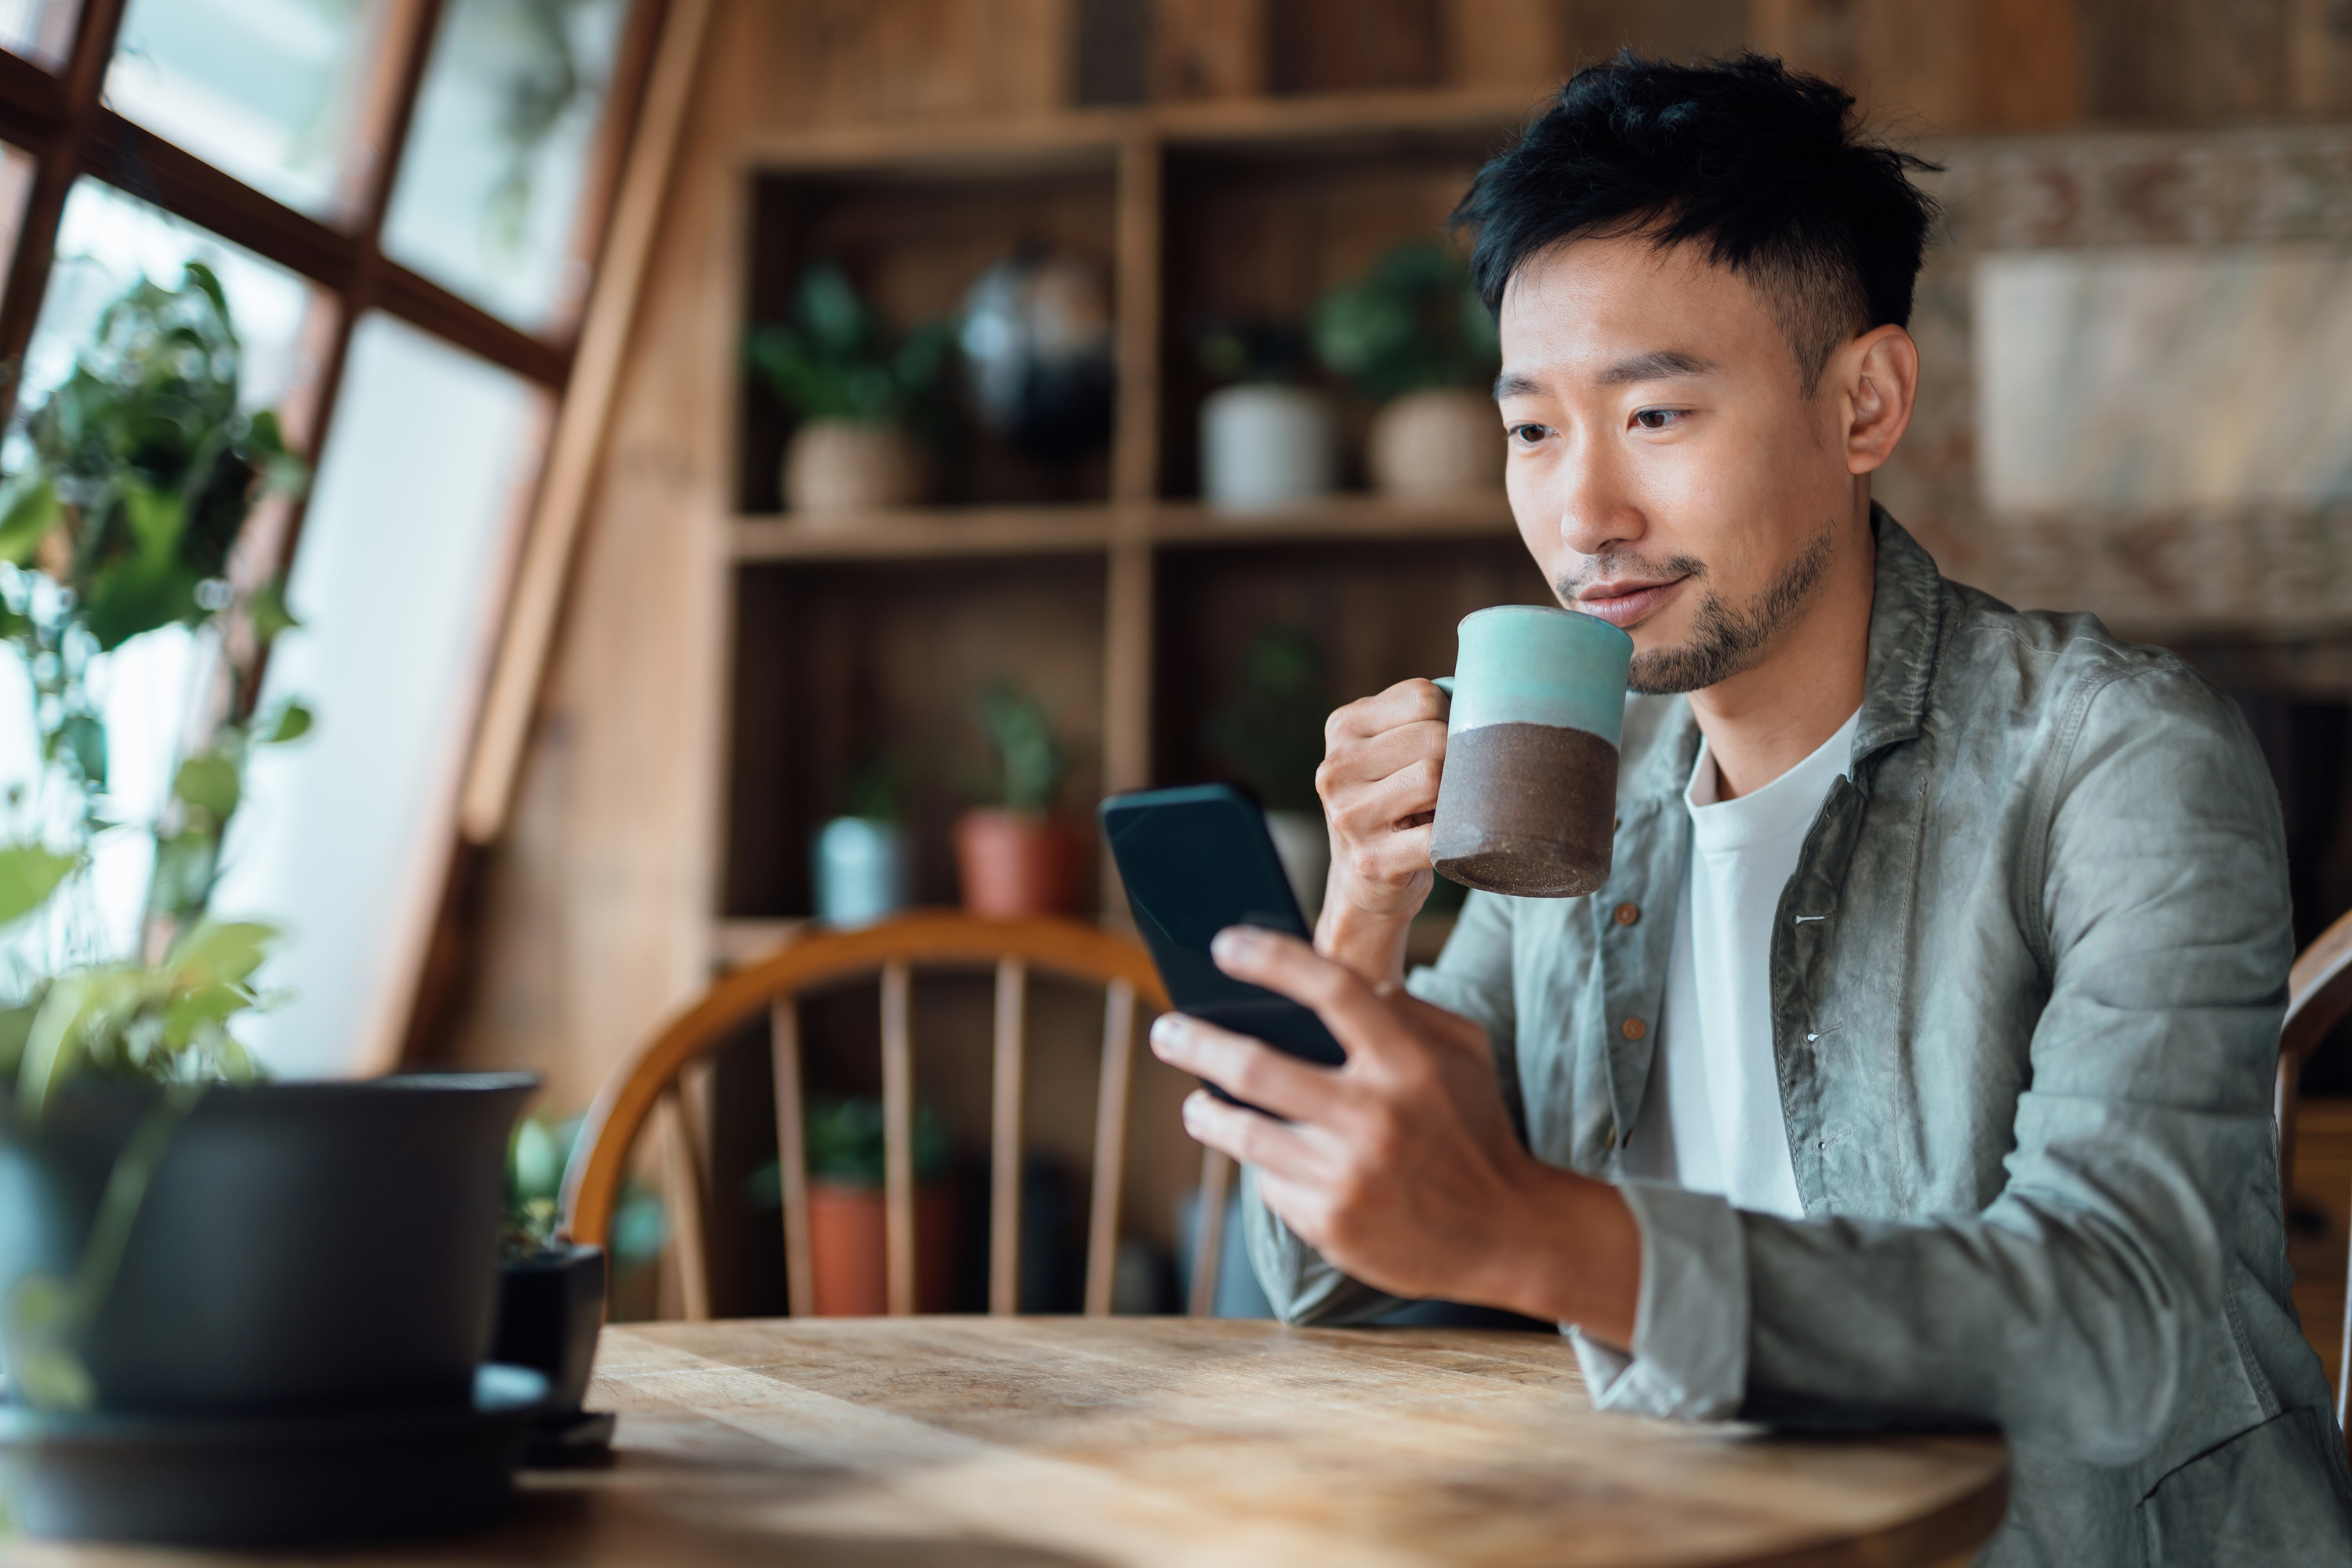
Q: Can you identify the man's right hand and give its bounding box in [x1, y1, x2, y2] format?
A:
[1313, 677, 1450, 985]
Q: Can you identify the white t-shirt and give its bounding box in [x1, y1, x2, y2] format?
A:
[1621, 706, 1863, 1218]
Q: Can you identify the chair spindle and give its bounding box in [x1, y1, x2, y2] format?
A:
[1189, 1149, 1233, 1318]
[1084, 981, 1138, 1316]
[880, 959, 916, 1315]
[770, 997, 814, 1318]
[659, 1079, 713, 1321]
[989, 958, 1029, 1316]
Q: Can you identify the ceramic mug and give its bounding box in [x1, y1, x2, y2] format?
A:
[1429, 604, 1634, 898]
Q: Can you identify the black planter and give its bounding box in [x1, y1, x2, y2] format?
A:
[0, 1073, 535, 1415]
[492, 1243, 605, 1412]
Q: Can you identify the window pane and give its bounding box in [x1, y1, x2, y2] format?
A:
[0, 0, 78, 67]
[380, 0, 631, 329]
[214, 314, 546, 1077]
[106, 0, 389, 219]
[20, 179, 318, 426]
[2, 184, 321, 963]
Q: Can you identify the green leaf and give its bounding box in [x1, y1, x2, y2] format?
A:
[262, 699, 313, 744]
[2, 1274, 96, 1413]
[57, 711, 105, 790]
[0, 841, 80, 927]
[164, 919, 280, 989]
[172, 753, 241, 819]
[249, 575, 300, 644]
[160, 980, 252, 1049]
[0, 477, 58, 566]
[0, 1001, 36, 1078]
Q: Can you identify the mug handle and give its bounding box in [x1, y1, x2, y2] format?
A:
[1432, 677, 1454, 698]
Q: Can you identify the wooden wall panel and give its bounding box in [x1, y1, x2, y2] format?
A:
[1446, 0, 1570, 94]
[1153, 0, 1268, 100]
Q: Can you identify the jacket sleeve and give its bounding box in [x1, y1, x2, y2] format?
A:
[1244, 890, 1520, 1326]
[1631, 666, 2289, 1462]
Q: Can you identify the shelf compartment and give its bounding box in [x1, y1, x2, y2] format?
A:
[727, 554, 1110, 921]
[1152, 534, 1552, 798]
[742, 158, 1122, 515]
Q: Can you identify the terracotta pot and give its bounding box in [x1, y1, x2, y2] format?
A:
[805, 1181, 956, 1316]
[1367, 387, 1504, 499]
[954, 808, 1080, 916]
[782, 419, 925, 518]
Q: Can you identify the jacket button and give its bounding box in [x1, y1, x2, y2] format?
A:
[1621, 1017, 1646, 1041]
[1613, 902, 1640, 927]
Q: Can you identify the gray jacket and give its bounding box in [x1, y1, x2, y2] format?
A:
[1247, 510, 2352, 1564]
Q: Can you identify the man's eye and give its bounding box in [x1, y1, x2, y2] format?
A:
[1508, 423, 1552, 445]
[1632, 408, 1685, 431]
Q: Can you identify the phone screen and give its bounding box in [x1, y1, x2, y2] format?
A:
[1100, 783, 1346, 1078]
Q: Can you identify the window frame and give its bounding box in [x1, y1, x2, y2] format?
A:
[0, 0, 665, 568]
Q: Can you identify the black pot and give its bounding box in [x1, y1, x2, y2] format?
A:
[0, 1073, 535, 1414]
[491, 1243, 605, 1412]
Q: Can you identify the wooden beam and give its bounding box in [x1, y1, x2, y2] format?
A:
[0, 0, 127, 428]
[456, 0, 713, 844]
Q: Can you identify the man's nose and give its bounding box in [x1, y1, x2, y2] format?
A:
[1552, 435, 1644, 561]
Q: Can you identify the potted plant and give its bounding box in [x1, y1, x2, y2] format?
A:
[746, 263, 954, 520]
[493, 1114, 610, 1464]
[954, 681, 1079, 916]
[811, 756, 909, 927]
[1312, 240, 1502, 499]
[747, 1097, 956, 1315]
[0, 266, 538, 1545]
[1194, 318, 1336, 513]
[1203, 626, 1333, 916]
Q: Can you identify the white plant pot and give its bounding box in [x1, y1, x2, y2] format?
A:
[1368, 387, 1504, 499]
[783, 420, 924, 519]
[1262, 808, 1331, 919]
[1200, 384, 1337, 513]
[812, 817, 909, 927]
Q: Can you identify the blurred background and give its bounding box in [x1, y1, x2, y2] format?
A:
[0, 0, 2346, 1336]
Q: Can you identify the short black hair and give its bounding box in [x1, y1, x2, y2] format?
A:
[1450, 53, 1939, 392]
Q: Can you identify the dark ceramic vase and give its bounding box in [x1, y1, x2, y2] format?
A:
[0, 1073, 537, 1414]
[491, 1243, 605, 1412]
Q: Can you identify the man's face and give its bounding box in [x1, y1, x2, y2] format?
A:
[1495, 236, 1860, 694]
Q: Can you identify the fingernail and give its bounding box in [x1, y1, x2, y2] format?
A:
[1211, 927, 1257, 962]
[1150, 1014, 1185, 1054]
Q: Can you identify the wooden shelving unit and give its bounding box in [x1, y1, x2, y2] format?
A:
[718, 91, 1552, 929]
[693, 94, 1552, 1312]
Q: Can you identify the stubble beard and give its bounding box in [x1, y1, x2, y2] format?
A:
[1560, 525, 1838, 696]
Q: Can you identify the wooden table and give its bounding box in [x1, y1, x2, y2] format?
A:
[27, 1318, 2007, 1567]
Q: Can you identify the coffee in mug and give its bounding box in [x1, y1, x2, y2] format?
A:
[1429, 605, 1633, 898]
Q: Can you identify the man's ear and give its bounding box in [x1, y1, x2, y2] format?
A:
[1839, 324, 1918, 477]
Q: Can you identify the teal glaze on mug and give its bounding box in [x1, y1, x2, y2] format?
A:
[1432, 605, 1632, 743]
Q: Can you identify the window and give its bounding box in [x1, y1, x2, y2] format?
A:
[0, 0, 656, 1073]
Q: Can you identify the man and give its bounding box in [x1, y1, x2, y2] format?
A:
[1145, 53, 2352, 1563]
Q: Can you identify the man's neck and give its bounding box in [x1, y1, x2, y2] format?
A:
[1687, 504, 1878, 802]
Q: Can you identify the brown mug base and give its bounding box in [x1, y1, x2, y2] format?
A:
[1430, 720, 1617, 898]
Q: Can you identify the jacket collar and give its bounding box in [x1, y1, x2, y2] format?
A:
[1851, 504, 1946, 764]
[1620, 503, 1944, 801]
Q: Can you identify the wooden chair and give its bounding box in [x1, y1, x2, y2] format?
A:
[2279, 906, 2352, 1431]
[561, 909, 1237, 1319]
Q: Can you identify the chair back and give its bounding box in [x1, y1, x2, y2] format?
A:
[563, 910, 1232, 1319]
[2278, 907, 2352, 1433]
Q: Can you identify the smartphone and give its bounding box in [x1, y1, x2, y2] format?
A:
[1098, 783, 1346, 1094]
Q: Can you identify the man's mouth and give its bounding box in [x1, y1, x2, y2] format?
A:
[1573, 575, 1690, 628]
